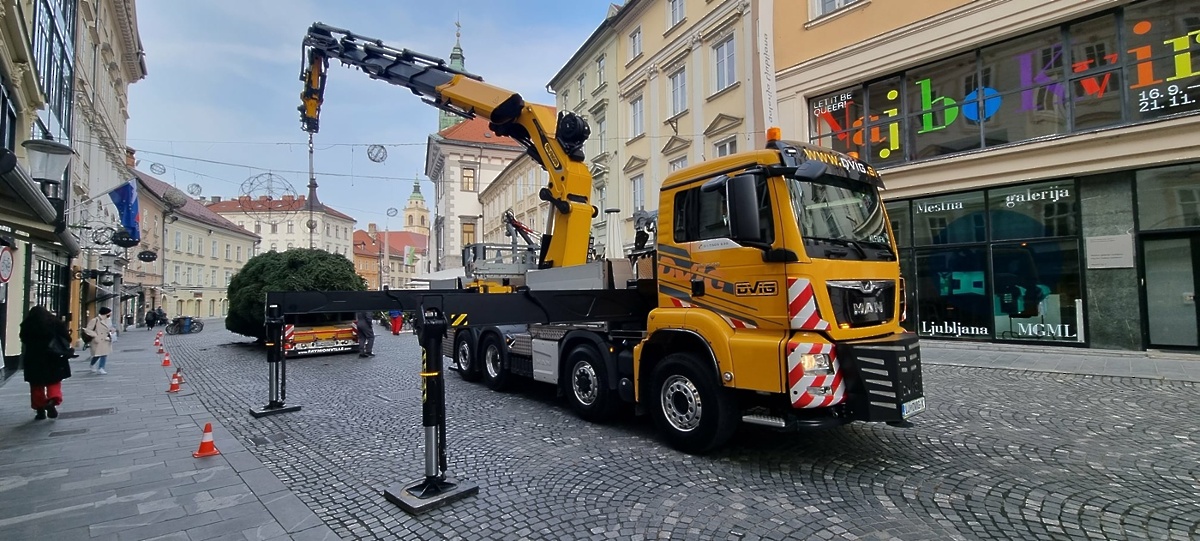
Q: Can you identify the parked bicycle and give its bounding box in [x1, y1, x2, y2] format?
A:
[164, 316, 205, 335]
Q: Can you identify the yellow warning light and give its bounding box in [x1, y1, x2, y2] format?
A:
[767, 126, 782, 142]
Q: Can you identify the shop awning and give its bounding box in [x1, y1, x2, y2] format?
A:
[0, 148, 80, 257]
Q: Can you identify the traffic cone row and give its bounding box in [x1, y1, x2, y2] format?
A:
[154, 334, 219, 460]
[193, 423, 221, 458]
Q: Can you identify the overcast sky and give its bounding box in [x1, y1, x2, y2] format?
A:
[125, 1, 611, 228]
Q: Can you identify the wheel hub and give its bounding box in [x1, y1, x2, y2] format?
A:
[661, 375, 702, 432]
[572, 362, 598, 406]
[485, 346, 502, 378]
[456, 341, 470, 370]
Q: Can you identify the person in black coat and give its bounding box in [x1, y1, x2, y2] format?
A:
[19, 305, 72, 420]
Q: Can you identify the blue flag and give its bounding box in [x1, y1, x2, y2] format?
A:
[108, 179, 141, 242]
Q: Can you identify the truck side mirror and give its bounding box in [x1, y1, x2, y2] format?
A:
[726, 173, 762, 243]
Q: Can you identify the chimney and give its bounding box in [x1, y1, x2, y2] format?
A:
[283, 195, 294, 202]
[125, 147, 136, 167]
[210, 196, 222, 203]
[258, 195, 269, 201]
[368, 223, 377, 234]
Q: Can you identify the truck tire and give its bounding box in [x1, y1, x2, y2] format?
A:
[454, 333, 481, 382]
[480, 333, 510, 391]
[651, 353, 739, 454]
[565, 343, 619, 423]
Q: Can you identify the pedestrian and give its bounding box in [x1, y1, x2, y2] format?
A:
[19, 305, 72, 420]
[389, 308, 403, 335]
[83, 307, 116, 374]
[355, 310, 375, 357]
[144, 308, 155, 330]
[155, 307, 166, 327]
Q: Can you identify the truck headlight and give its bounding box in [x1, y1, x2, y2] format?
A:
[799, 353, 832, 375]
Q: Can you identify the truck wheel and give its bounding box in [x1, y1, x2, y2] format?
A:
[480, 333, 510, 391]
[454, 333, 481, 382]
[651, 353, 738, 454]
[565, 344, 619, 423]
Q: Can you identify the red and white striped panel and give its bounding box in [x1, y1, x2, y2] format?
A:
[787, 278, 830, 331]
[668, 297, 756, 329]
[785, 340, 846, 408]
[283, 324, 295, 350]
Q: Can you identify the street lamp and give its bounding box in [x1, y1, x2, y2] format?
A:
[22, 138, 73, 231]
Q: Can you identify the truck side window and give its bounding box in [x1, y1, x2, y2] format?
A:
[673, 176, 773, 244]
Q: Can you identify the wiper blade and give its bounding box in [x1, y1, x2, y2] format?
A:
[806, 237, 868, 259]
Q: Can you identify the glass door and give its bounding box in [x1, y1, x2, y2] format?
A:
[1142, 235, 1199, 349]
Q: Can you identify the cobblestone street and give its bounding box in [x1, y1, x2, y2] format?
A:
[163, 328, 1200, 540]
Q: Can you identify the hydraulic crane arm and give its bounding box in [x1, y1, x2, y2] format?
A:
[300, 22, 595, 268]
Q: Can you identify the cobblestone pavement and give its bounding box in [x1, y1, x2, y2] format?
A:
[163, 328, 1200, 540]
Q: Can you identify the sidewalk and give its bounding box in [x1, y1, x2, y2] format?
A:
[922, 339, 1200, 382]
[0, 330, 339, 540]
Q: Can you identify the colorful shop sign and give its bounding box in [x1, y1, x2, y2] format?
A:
[809, 0, 1200, 165]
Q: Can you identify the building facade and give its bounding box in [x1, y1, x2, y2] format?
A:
[355, 225, 427, 290]
[69, 0, 146, 332]
[425, 116, 524, 271]
[547, 5, 622, 255]
[612, 0, 773, 253]
[1, 0, 94, 374]
[775, 0, 1200, 351]
[204, 194, 355, 259]
[479, 154, 551, 248]
[136, 170, 258, 319]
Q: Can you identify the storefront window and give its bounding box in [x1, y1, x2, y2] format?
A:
[886, 201, 911, 247]
[809, 87, 863, 159]
[992, 240, 1082, 342]
[988, 179, 1078, 240]
[906, 53, 982, 160]
[912, 191, 986, 245]
[864, 78, 906, 165]
[1137, 163, 1200, 230]
[915, 247, 991, 338]
[1124, 0, 1200, 122]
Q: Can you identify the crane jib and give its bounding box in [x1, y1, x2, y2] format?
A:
[266, 289, 653, 328]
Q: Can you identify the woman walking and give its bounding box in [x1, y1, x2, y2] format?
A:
[83, 307, 115, 374]
[19, 305, 72, 420]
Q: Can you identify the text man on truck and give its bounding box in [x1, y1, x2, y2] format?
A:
[294, 22, 924, 453]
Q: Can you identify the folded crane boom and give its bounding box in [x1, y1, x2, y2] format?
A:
[299, 22, 594, 268]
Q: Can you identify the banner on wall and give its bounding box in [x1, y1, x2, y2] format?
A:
[756, 0, 778, 128]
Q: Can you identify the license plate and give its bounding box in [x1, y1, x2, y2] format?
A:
[901, 397, 926, 418]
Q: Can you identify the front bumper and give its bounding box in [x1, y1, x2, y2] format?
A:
[837, 333, 924, 423]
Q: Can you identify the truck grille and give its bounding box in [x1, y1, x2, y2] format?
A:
[827, 280, 896, 328]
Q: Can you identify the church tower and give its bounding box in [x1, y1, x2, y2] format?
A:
[438, 21, 468, 131]
[403, 180, 430, 237]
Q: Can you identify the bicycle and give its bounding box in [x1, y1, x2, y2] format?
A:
[164, 317, 205, 335]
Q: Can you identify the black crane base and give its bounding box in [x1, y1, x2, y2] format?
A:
[249, 404, 302, 418]
[384, 477, 478, 515]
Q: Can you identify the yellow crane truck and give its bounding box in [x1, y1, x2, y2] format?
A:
[295, 23, 924, 453]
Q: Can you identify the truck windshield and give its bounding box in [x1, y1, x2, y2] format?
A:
[786, 174, 895, 261]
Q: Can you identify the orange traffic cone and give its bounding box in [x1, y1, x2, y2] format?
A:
[192, 423, 221, 458]
[161, 353, 171, 367]
[174, 367, 185, 384]
[154, 337, 160, 346]
[166, 373, 181, 393]
[157, 330, 163, 337]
